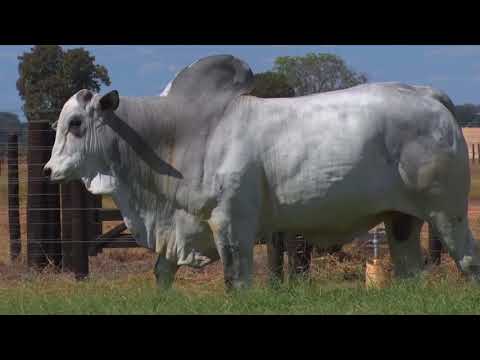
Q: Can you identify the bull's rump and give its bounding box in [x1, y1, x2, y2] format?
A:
[242, 85, 463, 232]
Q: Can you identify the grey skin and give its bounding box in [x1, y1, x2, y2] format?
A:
[44, 55, 479, 291]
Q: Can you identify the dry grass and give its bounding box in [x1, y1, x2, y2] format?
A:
[0, 156, 479, 306]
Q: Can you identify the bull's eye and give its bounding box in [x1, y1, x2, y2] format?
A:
[69, 116, 84, 137]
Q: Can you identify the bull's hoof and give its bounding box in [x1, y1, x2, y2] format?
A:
[154, 269, 175, 290]
[224, 279, 250, 293]
[154, 276, 174, 290]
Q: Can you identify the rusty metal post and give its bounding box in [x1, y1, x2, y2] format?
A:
[266, 232, 285, 285]
[7, 133, 21, 261]
[286, 234, 313, 280]
[428, 223, 442, 265]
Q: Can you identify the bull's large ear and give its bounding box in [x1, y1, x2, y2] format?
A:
[167, 55, 254, 115]
[100, 90, 120, 111]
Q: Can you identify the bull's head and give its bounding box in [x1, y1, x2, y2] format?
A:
[44, 89, 120, 185]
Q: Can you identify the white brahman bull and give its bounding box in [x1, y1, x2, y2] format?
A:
[45, 55, 478, 291]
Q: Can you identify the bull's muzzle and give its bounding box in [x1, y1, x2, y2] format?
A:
[43, 165, 52, 178]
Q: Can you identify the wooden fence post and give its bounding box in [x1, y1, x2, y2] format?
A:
[27, 120, 49, 269]
[45, 126, 61, 267]
[86, 192, 102, 256]
[27, 120, 62, 269]
[61, 182, 73, 272]
[7, 133, 21, 261]
[70, 180, 89, 279]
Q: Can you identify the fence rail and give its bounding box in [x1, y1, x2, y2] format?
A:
[1, 119, 446, 281]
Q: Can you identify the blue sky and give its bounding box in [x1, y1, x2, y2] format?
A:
[1, 45, 480, 121]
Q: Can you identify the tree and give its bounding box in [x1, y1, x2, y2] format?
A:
[16, 45, 111, 122]
[273, 53, 368, 96]
[251, 71, 295, 98]
[454, 104, 480, 127]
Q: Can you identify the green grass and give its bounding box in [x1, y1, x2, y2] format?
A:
[1, 277, 480, 314]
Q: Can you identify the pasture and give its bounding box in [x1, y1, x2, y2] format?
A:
[1, 157, 480, 314]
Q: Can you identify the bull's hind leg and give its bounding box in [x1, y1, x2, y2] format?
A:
[384, 212, 424, 278]
[429, 211, 480, 281]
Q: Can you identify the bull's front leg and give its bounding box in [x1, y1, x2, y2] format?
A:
[207, 168, 262, 292]
[208, 208, 257, 292]
[154, 255, 179, 289]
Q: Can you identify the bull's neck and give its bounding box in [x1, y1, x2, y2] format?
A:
[102, 96, 203, 214]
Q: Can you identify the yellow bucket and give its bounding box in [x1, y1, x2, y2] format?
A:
[365, 259, 390, 289]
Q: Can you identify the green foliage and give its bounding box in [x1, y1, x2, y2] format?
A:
[455, 104, 480, 127]
[274, 53, 368, 96]
[16, 45, 111, 122]
[251, 71, 295, 98]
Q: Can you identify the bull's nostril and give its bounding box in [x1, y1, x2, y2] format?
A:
[43, 167, 52, 178]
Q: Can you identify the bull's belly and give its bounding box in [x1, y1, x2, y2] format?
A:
[273, 198, 385, 234]
[267, 165, 401, 238]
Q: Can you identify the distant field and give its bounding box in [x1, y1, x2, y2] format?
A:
[470, 163, 480, 201]
[463, 128, 480, 145]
